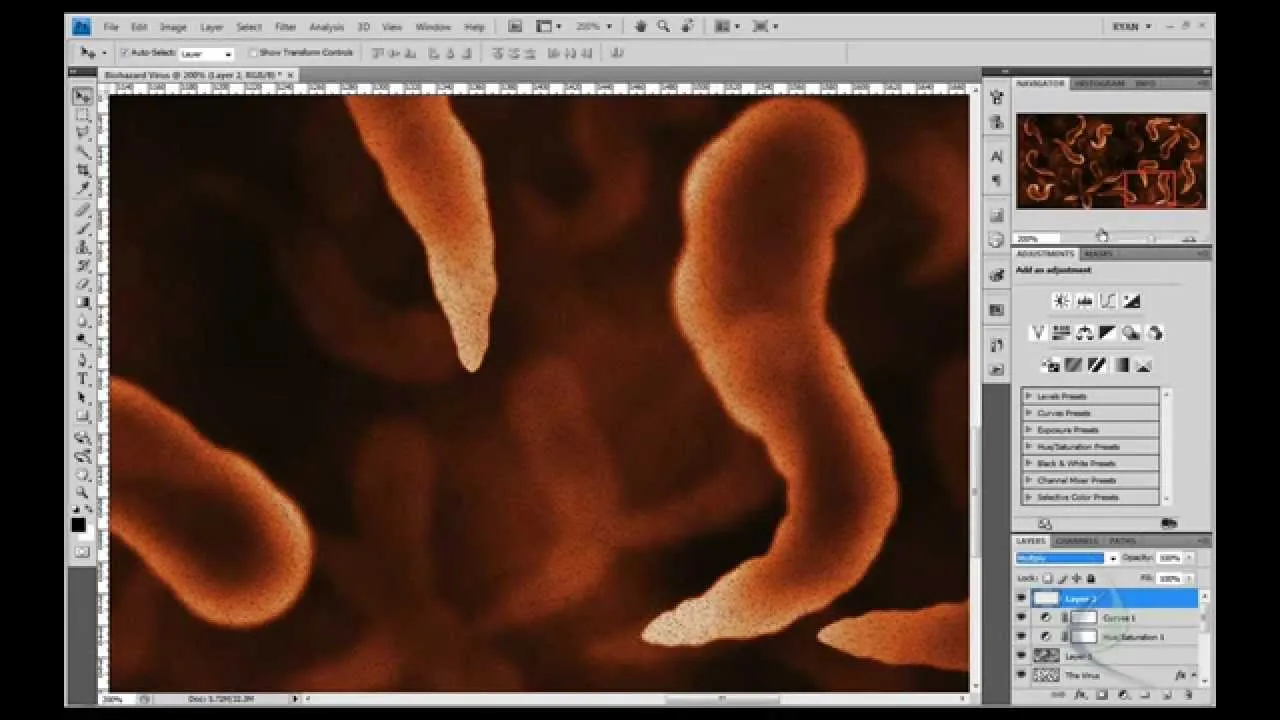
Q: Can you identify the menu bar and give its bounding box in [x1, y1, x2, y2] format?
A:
[66, 14, 1214, 40]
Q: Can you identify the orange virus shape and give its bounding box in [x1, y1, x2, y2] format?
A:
[272, 236, 462, 385]
[190, 131, 465, 387]
[486, 354, 776, 631]
[643, 98, 901, 647]
[514, 101, 653, 250]
[292, 417, 521, 691]
[818, 600, 970, 672]
[110, 378, 315, 629]
[346, 97, 498, 373]
[480, 355, 620, 631]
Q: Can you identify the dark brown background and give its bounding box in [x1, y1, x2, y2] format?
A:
[109, 96, 970, 693]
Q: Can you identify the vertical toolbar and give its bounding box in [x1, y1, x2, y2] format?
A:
[982, 75, 1012, 383]
[980, 73, 1013, 704]
[68, 78, 101, 568]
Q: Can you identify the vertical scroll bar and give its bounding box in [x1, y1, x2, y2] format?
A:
[1161, 387, 1173, 506]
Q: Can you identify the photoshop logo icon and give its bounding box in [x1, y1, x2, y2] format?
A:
[71, 17, 92, 36]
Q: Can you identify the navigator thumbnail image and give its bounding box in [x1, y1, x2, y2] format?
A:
[107, 94, 969, 693]
[1017, 113, 1207, 209]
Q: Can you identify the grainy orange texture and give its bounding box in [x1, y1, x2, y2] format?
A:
[481, 355, 619, 631]
[645, 99, 899, 647]
[514, 101, 652, 250]
[273, 238, 461, 385]
[818, 601, 970, 672]
[110, 379, 314, 629]
[345, 96, 498, 373]
[288, 418, 522, 691]
[183, 115, 464, 387]
[109, 96, 969, 693]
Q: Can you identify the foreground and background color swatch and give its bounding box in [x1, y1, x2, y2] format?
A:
[109, 96, 970, 693]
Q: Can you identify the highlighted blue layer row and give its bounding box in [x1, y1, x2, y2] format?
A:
[1030, 588, 1198, 609]
[1016, 552, 1105, 565]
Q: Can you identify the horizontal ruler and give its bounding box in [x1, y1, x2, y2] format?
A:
[96, 81, 978, 96]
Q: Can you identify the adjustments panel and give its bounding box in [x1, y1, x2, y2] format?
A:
[1011, 247, 1209, 532]
[984, 67, 1214, 706]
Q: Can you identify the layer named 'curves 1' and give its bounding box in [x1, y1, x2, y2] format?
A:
[345, 97, 498, 373]
[643, 98, 901, 647]
[110, 378, 315, 630]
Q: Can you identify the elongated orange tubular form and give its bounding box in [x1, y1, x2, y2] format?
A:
[817, 601, 970, 672]
[644, 99, 900, 647]
[481, 356, 618, 630]
[273, 239, 461, 385]
[110, 379, 315, 629]
[345, 97, 498, 373]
